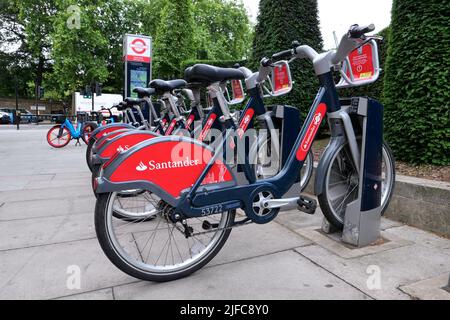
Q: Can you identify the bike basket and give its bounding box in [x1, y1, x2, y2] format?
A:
[222, 79, 246, 105]
[336, 39, 380, 89]
[263, 60, 293, 97]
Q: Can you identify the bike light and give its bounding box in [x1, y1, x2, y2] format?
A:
[93, 177, 99, 191]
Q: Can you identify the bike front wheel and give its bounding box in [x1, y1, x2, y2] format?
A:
[46, 125, 71, 148]
[95, 192, 235, 282]
[318, 141, 395, 230]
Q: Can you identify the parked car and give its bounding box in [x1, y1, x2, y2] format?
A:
[0, 108, 42, 123]
[0, 111, 11, 124]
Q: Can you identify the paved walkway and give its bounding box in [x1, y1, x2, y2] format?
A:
[0, 127, 449, 300]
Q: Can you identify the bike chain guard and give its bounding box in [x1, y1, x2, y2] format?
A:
[244, 184, 281, 224]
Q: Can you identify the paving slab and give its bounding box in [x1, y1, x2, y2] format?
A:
[0, 196, 95, 221]
[398, 273, 450, 300]
[210, 221, 312, 267]
[295, 243, 450, 300]
[56, 288, 114, 300]
[385, 225, 450, 250]
[113, 250, 371, 300]
[0, 212, 95, 251]
[0, 185, 93, 202]
[0, 238, 137, 300]
[294, 226, 413, 259]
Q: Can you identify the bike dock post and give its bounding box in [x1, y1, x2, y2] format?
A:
[322, 97, 384, 247]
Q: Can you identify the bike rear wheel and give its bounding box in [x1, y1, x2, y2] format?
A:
[95, 192, 235, 282]
[46, 125, 71, 148]
[318, 141, 395, 229]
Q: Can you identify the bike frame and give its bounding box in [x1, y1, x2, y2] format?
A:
[174, 74, 335, 218]
[61, 117, 83, 139]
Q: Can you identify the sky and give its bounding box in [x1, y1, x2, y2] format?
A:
[242, 0, 393, 49]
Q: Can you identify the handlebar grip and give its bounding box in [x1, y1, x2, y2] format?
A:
[260, 57, 273, 68]
[349, 23, 375, 38]
[272, 49, 293, 61]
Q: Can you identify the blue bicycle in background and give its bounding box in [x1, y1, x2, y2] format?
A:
[46, 104, 98, 148]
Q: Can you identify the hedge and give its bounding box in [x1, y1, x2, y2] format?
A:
[250, 0, 323, 119]
[382, 0, 450, 165]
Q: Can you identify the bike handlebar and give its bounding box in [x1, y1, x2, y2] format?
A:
[349, 23, 375, 39]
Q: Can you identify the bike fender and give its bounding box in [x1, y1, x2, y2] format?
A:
[314, 135, 347, 196]
[90, 123, 134, 141]
[96, 136, 237, 207]
[97, 131, 160, 161]
[94, 129, 133, 152]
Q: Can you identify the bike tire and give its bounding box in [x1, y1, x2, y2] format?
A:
[318, 140, 395, 230]
[82, 122, 98, 145]
[86, 138, 96, 171]
[46, 125, 71, 148]
[95, 192, 235, 282]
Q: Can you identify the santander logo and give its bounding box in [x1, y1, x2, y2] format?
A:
[116, 145, 130, 152]
[296, 103, 327, 161]
[136, 157, 200, 172]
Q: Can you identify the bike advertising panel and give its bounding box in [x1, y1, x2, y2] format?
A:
[123, 34, 152, 99]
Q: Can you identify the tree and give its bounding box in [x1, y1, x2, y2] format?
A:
[251, 0, 323, 115]
[383, 0, 450, 165]
[193, 0, 252, 60]
[153, 0, 196, 78]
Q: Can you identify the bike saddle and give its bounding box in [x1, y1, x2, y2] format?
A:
[133, 87, 156, 98]
[115, 102, 126, 111]
[149, 79, 187, 94]
[184, 64, 245, 84]
[124, 98, 143, 107]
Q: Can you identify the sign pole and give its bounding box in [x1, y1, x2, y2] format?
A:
[15, 75, 19, 130]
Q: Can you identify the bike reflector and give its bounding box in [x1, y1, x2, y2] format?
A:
[336, 39, 380, 89]
[263, 61, 293, 97]
[223, 79, 246, 105]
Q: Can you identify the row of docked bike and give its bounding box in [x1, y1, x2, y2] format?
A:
[82, 24, 395, 282]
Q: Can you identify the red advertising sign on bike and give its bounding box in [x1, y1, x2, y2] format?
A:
[346, 42, 375, 80]
[273, 63, 291, 93]
[231, 80, 244, 100]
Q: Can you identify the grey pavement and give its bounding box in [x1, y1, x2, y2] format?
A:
[0, 127, 449, 300]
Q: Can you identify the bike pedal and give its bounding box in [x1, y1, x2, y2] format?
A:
[297, 195, 317, 215]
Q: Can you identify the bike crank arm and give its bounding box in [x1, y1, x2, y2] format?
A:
[261, 195, 317, 215]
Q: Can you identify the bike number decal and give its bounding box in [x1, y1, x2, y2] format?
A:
[198, 114, 217, 141]
[237, 108, 254, 139]
[296, 103, 327, 161]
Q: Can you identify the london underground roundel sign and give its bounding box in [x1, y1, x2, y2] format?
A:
[124, 35, 152, 63]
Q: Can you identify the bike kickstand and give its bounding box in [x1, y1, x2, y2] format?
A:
[75, 138, 81, 146]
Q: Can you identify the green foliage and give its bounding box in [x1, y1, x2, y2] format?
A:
[153, 0, 196, 79]
[339, 27, 390, 101]
[0, 0, 253, 100]
[192, 0, 253, 60]
[383, 0, 450, 165]
[250, 0, 323, 117]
